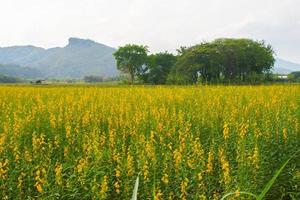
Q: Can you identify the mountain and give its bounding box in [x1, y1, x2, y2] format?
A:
[273, 58, 300, 74]
[0, 38, 118, 78]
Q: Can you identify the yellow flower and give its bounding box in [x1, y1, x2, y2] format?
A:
[114, 181, 120, 194]
[239, 123, 248, 139]
[0, 135, 5, 154]
[0, 159, 9, 179]
[223, 122, 229, 140]
[161, 173, 169, 184]
[34, 167, 47, 193]
[127, 153, 134, 177]
[18, 172, 25, 189]
[100, 175, 108, 198]
[143, 161, 149, 181]
[250, 145, 260, 169]
[180, 178, 189, 200]
[76, 158, 88, 174]
[283, 128, 287, 144]
[154, 189, 163, 200]
[55, 163, 63, 185]
[115, 165, 121, 178]
[218, 147, 231, 185]
[235, 189, 241, 198]
[173, 149, 182, 170]
[206, 149, 214, 174]
[36, 184, 43, 193]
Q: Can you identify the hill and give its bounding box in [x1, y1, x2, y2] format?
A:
[273, 58, 300, 74]
[0, 38, 118, 78]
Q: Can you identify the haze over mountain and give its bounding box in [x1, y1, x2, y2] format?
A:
[0, 38, 118, 78]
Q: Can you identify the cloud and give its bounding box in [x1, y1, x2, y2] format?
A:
[235, 12, 300, 63]
[0, 0, 299, 62]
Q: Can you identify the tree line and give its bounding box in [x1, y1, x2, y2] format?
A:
[113, 38, 276, 84]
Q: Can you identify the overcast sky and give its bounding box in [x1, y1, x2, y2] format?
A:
[0, 0, 299, 62]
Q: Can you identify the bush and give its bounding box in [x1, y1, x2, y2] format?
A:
[83, 75, 104, 83]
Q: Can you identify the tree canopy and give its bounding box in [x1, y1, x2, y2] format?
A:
[174, 38, 275, 83]
[140, 52, 177, 84]
[113, 44, 148, 84]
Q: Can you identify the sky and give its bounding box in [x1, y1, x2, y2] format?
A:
[0, 0, 299, 63]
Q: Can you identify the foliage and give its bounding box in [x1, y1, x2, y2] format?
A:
[174, 38, 275, 84]
[139, 52, 177, 84]
[0, 85, 299, 199]
[113, 44, 148, 84]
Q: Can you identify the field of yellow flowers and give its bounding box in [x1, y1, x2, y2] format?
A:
[0, 85, 299, 199]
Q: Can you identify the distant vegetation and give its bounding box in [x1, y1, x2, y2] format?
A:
[114, 38, 276, 84]
[83, 75, 104, 83]
[0, 73, 22, 83]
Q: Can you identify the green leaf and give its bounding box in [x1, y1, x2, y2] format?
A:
[131, 175, 140, 200]
[257, 150, 300, 200]
[220, 191, 257, 200]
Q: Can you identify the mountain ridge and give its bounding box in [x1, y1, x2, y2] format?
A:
[273, 58, 300, 74]
[0, 37, 118, 78]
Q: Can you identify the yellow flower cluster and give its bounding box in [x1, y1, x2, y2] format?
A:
[34, 168, 47, 193]
[55, 163, 63, 185]
[0, 159, 8, 180]
[218, 147, 231, 185]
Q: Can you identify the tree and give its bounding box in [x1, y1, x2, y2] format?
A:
[174, 42, 224, 83]
[113, 44, 148, 84]
[174, 38, 275, 84]
[214, 38, 275, 81]
[140, 52, 177, 84]
[288, 71, 300, 82]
